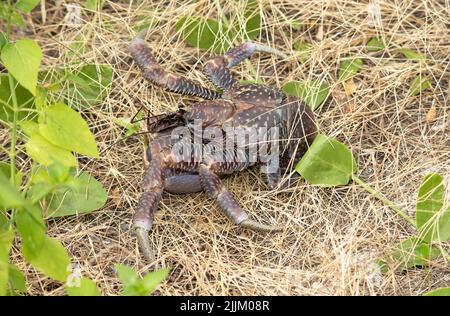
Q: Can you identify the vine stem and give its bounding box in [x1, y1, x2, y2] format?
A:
[351, 174, 416, 228]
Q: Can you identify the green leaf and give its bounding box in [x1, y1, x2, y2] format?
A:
[25, 134, 78, 168]
[176, 17, 230, 53]
[409, 76, 431, 96]
[116, 265, 138, 286]
[16, 0, 41, 13]
[295, 134, 357, 187]
[234, 0, 261, 41]
[85, 0, 103, 11]
[282, 80, 329, 110]
[116, 264, 169, 296]
[44, 172, 107, 217]
[424, 287, 450, 296]
[26, 165, 71, 204]
[19, 120, 39, 136]
[416, 174, 449, 242]
[367, 37, 385, 52]
[289, 21, 301, 31]
[0, 170, 26, 209]
[113, 116, 140, 138]
[11, 11, 26, 29]
[16, 207, 46, 258]
[29, 164, 74, 187]
[338, 57, 363, 81]
[67, 38, 86, 59]
[293, 41, 310, 63]
[1, 39, 42, 95]
[0, 226, 14, 296]
[66, 277, 101, 296]
[132, 15, 157, 33]
[0, 33, 6, 51]
[7, 264, 27, 295]
[22, 236, 70, 282]
[0, 161, 23, 191]
[38, 68, 65, 92]
[140, 268, 170, 295]
[39, 103, 99, 157]
[46, 163, 71, 183]
[244, 14, 261, 41]
[389, 237, 440, 269]
[65, 64, 112, 108]
[27, 183, 53, 204]
[0, 74, 36, 122]
[398, 49, 426, 61]
[375, 259, 389, 274]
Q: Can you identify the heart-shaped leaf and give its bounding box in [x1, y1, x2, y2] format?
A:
[295, 134, 357, 187]
[39, 103, 99, 157]
[25, 134, 78, 168]
[22, 236, 70, 282]
[388, 237, 440, 270]
[1, 39, 42, 95]
[44, 172, 107, 217]
[416, 173, 449, 242]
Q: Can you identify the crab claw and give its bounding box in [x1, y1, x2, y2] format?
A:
[135, 227, 156, 262]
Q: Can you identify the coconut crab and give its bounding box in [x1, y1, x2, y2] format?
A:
[129, 33, 317, 261]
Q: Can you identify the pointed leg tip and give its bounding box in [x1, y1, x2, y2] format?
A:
[135, 227, 156, 262]
[240, 219, 284, 232]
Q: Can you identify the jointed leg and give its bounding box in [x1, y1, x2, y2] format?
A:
[134, 154, 165, 261]
[199, 163, 282, 232]
[130, 33, 220, 99]
[203, 42, 288, 91]
[164, 170, 202, 194]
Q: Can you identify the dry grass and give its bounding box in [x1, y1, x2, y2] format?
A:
[6, 0, 450, 295]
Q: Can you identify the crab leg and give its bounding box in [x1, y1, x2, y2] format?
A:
[130, 34, 220, 99]
[198, 164, 282, 232]
[134, 154, 165, 261]
[203, 42, 288, 91]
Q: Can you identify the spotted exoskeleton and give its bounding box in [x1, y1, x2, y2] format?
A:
[129, 32, 317, 261]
